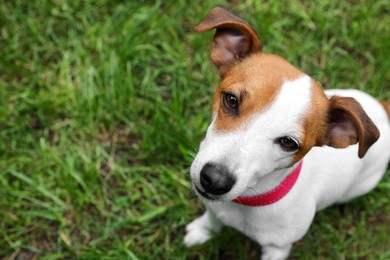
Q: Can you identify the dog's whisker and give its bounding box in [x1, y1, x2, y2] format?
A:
[247, 186, 259, 196]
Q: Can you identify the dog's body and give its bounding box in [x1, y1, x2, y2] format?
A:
[184, 7, 390, 260]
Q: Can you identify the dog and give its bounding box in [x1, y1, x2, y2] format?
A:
[184, 7, 390, 260]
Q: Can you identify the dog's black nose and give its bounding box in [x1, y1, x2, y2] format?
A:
[200, 163, 235, 195]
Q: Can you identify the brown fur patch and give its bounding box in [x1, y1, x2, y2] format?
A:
[380, 100, 390, 120]
[193, 7, 262, 70]
[212, 53, 304, 132]
[291, 80, 330, 164]
[325, 96, 380, 158]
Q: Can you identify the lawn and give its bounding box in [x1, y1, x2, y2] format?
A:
[0, 0, 389, 259]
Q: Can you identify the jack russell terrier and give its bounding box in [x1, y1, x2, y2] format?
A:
[184, 7, 390, 260]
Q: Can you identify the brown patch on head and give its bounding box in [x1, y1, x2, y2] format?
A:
[380, 100, 390, 119]
[212, 53, 304, 132]
[291, 80, 329, 164]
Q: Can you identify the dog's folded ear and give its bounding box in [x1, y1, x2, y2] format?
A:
[193, 7, 262, 73]
[325, 96, 380, 158]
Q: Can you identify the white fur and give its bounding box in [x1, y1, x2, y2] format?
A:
[185, 77, 390, 259]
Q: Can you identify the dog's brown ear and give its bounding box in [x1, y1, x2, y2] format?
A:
[193, 7, 262, 72]
[325, 96, 380, 158]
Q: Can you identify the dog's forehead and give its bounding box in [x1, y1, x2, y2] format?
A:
[212, 53, 308, 132]
[252, 75, 312, 134]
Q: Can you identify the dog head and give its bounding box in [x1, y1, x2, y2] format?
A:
[190, 7, 380, 201]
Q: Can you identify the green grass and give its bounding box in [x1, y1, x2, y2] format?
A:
[1, 0, 389, 259]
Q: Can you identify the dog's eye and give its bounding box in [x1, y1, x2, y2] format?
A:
[278, 136, 300, 152]
[222, 92, 239, 115]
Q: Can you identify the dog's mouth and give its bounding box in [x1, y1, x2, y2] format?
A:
[194, 184, 243, 201]
[194, 185, 215, 200]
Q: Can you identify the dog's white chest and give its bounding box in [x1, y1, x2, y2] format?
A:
[206, 197, 317, 246]
[210, 203, 263, 241]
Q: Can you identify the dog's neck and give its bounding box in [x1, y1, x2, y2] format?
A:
[232, 161, 303, 206]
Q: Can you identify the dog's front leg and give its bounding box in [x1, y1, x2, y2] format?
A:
[261, 243, 292, 260]
[184, 208, 222, 247]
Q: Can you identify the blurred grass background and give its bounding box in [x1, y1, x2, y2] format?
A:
[0, 0, 389, 259]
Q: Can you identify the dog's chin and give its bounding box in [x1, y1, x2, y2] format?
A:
[194, 185, 215, 200]
[193, 185, 243, 202]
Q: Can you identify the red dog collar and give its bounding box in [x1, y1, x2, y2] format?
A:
[232, 160, 303, 206]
